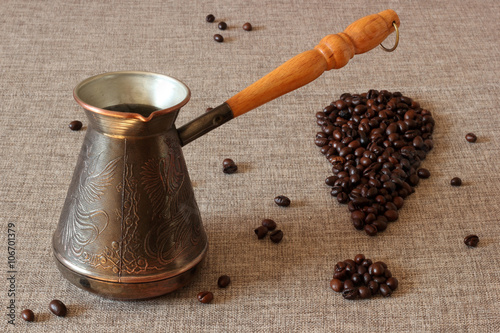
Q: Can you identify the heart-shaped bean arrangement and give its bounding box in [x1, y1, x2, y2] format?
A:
[315, 90, 434, 236]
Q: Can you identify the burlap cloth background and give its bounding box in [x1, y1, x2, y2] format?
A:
[1, 0, 499, 332]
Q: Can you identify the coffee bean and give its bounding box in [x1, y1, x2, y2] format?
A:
[417, 168, 430, 179]
[242, 22, 253, 31]
[206, 14, 215, 22]
[342, 288, 358, 300]
[254, 226, 268, 239]
[223, 158, 237, 174]
[368, 263, 385, 276]
[274, 195, 291, 207]
[49, 299, 67, 317]
[386, 277, 399, 291]
[197, 291, 214, 303]
[361, 259, 373, 268]
[21, 309, 34, 322]
[465, 133, 477, 143]
[354, 254, 365, 265]
[218, 22, 227, 30]
[384, 210, 399, 222]
[464, 234, 479, 247]
[373, 276, 386, 284]
[270, 230, 283, 243]
[368, 280, 379, 295]
[69, 120, 82, 131]
[379, 283, 392, 297]
[358, 286, 371, 299]
[364, 224, 377, 236]
[217, 275, 231, 288]
[214, 34, 224, 43]
[325, 175, 338, 186]
[262, 219, 277, 231]
[450, 177, 462, 186]
[330, 278, 344, 292]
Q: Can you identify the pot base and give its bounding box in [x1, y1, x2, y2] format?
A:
[53, 254, 205, 300]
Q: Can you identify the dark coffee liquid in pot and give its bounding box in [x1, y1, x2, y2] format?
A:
[104, 103, 162, 117]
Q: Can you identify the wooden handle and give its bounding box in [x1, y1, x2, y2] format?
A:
[226, 9, 400, 117]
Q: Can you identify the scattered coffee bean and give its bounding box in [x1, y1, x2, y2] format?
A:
[21, 309, 34, 322]
[69, 120, 82, 131]
[342, 288, 358, 300]
[222, 158, 237, 174]
[217, 275, 231, 288]
[464, 234, 479, 247]
[274, 195, 291, 207]
[270, 230, 283, 243]
[330, 255, 398, 300]
[465, 133, 477, 143]
[450, 177, 462, 186]
[330, 278, 344, 292]
[48, 299, 67, 317]
[262, 219, 277, 231]
[206, 14, 215, 23]
[417, 168, 430, 179]
[205, 107, 213, 113]
[316, 91, 434, 234]
[197, 291, 214, 304]
[214, 34, 224, 43]
[218, 22, 227, 30]
[254, 226, 268, 239]
[242, 22, 253, 31]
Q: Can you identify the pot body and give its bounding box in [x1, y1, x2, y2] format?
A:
[53, 72, 207, 299]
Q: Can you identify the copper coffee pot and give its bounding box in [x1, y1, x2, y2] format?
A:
[53, 10, 400, 300]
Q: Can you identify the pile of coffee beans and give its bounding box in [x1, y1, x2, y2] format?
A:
[254, 219, 283, 243]
[330, 254, 398, 300]
[315, 90, 434, 235]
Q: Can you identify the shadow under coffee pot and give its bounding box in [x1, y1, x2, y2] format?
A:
[53, 10, 400, 299]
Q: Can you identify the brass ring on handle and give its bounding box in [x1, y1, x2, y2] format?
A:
[380, 22, 399, 52]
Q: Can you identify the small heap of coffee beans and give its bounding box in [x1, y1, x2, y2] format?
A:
[330, 254, 398, 300]
[315, 90, 434, 236]
[254, 219, 283, 243]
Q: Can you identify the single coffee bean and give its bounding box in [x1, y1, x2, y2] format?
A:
[373, 276, 386, 284]
[49, 299, 67, 317]
[465, 133, 477, 143]
[393, 196, 404, 209]
[344, 279, 355, 290]
[358, 286, 371, 299]
[325, 175, 338, 186]
[274, 195, 291, 207]
[364, 224, 377, 236]
[363, 272, 372, 284]
[351, 273, 363, 285]
[270, 230, 283, 243]
[417, 168, 430, 179]
[206, 14, 215, 22]
[223, 158, 237, 174]
[254, 226, 268, 239]
[242, 22, 253, 31]
[384, 269, 392, 279]
[217, 275, 231, 288]
[384, 210, 399, 222]
[464, 234, 479, 247]
[218, 22, 227, 30]
[450, 177, 462, 186]
[361, 259, 373, 268]
[354, 254, 365, 265]
[379, 283, 392, 297]
[368, 263, 385, 276]
[386, 277, 399, 291]
[342, 288, 358, 300]
[21, 309, 35, 322]
[262, 219, 277, 231]
[330, 278, 344, 292]
[368, 280, 379, 295]
[214, 34, 224, 43]
[69, 120, 83, 131]
[197, 291, 214, 303]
